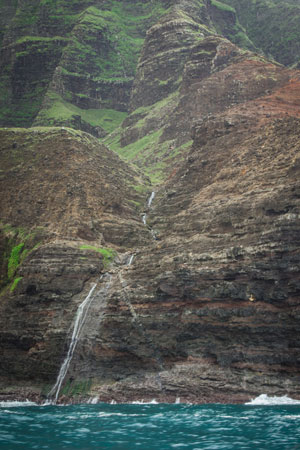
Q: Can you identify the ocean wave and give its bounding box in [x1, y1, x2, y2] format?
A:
[245, 394, 300, 405]
[0, 400, 37, 408]
[131, 399, 158, 404]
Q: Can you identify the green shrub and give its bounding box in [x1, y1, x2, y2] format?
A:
[10, 277, 23, 293]
[80, 245, 117, 267]
[7, 243, 24, 280]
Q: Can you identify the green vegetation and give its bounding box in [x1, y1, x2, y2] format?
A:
[132, 184, 150, 195]
[56, 378, 92, 397]
[103, 89, 186, 183]
[10, 277, 23, 293]
[222, 0, 300, 65]
[35, 91, 128, 134]
[0, 35, 66, 126]
[0, 222, 43, 292]
[208, 0, 256, 51]
[79, 245, 117, 267]
[7, 243, 24, 280]
[1, 0, 299, 130]
[123, 130, 163, 160]
[0, 0, 168, 127]
[211, 0, 235, 12]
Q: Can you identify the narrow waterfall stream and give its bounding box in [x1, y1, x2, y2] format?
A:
[48, 283, 97, 402]
[48, 190, 159, 403]
[127, 254, 134, 266]
[147, 191, 155, 208]
[142, 191, 157, 239]
[117, 189, 165, 383]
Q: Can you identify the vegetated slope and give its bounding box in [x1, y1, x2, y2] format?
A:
[0, 0, 255, 135]
[110, 33, 289, 183]
[0, 0, 170, 130]
[222, 0, 300, 66]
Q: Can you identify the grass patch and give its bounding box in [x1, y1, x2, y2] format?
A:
[121, 130, 163, 160]
[0, 222, 43, 291]
[79, 245, 117, 267]
[7, 243, 25, 280]
[10, 277, 23, 293]
[132, 184, 150, 195]
[34, 92, 127, 133]
[211, 0, 236, 13]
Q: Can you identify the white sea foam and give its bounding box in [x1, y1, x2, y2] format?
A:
[131, 399, 158, 405]
[220, 415, 250, 420]
[0, 400, 37, 408]
[97, 412, 142, 417]
[246, 394, 300, 405]
[87, 396, 99, 404]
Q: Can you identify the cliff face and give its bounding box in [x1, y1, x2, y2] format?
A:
[0, 0, 253, 135]
[1, 0, 300, 403]
[0, 127, 150, 396]
[70, 45, 300, 404]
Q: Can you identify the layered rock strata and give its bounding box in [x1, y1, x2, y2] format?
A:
[87, 115, 300, 403]
[0, 127, 150, 394]
[70, 47, 300, 403]
[1, 3, 300, 404]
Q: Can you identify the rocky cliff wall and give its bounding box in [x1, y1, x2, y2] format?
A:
[0, 127, 151, 398]
[1, 0, 300, 403]
[71, 70, 300, 404]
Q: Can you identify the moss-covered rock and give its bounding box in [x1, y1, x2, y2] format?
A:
[0, 0, 170, 131]
[222, 0, 300, 66]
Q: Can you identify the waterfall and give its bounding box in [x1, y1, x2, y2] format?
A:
[48, 283, 97, 403]
[128, 254, 134, 266]
[142, 191, 156, 234]
[47, 191, 157, 403]
[147, 191, 155, 208]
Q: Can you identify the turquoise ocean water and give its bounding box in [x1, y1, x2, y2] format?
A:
[1, 398, 300, 449]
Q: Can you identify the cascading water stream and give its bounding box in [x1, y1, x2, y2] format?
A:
[48, 191, 158, 404]
[48, 283, 98, 403]
[127, 254, 134, 266]
[147, 191, 155, 208]
[118, 252, 165, 378]
[142, 191, 157, 239]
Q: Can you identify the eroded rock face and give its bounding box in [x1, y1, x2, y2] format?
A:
[0, 243, 103, 382]
[63, 56, 300, 403]
[84, 114, 300, 403]
[163, 36, 295, 144]
[1, 7, 300, 403]
[0, 127, 149, 245]
[0, 127, 150, 392]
